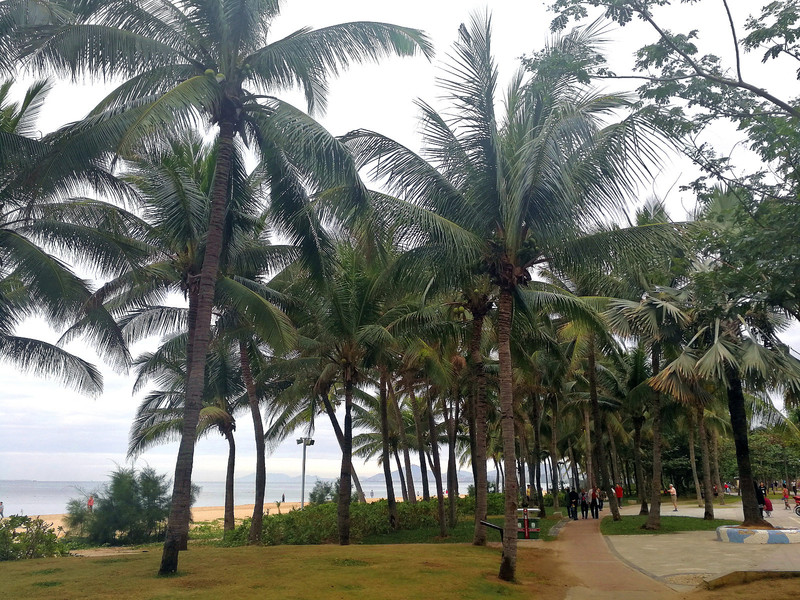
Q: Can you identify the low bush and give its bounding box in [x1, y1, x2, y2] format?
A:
[0, 516, 69, 561]
[224, 498, 467, 546]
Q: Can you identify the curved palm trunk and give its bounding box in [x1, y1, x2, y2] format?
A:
[632, 416, 648, 515]
[470, 311, 489, 544]
[726, 366, 766, 525]
[497, 288, 518, 582]
[338, 376, 354, 545]
[394, 449, 408, 500]
[688, 416, 703, 507]
[711, 429, 725, 505]
[446, 398, 459, 528]
[320, 392, 366, 503]
[379, 370, 398, 528]
[583, 406, 593, 489]
[223, 426, 236, 533]
[549, 396, 560, 510]
[409, 385, 431, 501]
[531, 395, 546, 517]
[588, 335, 620, 521]
[160, 117, 236, 575]
[696, 405, 715, 520]
[644, 346, 663, 530]
[426, 391, 447, 538]
[388, 380, 416, 503]
[240, 342, 266, 543]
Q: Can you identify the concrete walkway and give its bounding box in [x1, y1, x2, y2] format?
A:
[552, 516, 678, 599]
[604, 501, 800, 591]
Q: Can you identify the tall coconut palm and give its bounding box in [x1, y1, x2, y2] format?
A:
[17, 0, 432, 572]
[345, 15, 667, 579]
[1, 78, 145, 393]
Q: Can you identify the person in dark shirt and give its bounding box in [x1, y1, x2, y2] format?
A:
[567, 488, 579, 520]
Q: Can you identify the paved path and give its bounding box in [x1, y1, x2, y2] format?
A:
[548, 499, 800, 596]
[551, 516, 678, 599]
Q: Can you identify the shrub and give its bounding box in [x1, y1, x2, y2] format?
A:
[66, 466, 174, 545]
[225, 497, 465, 547]
[0, 516, 68, 561]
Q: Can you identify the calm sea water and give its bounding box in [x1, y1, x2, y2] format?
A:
[0, 476, 473, 516]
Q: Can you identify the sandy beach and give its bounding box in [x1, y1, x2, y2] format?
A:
[36, 501, 306, 533]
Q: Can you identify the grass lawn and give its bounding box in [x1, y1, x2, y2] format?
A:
[600, 514, 740, 535]
[0, 542, 569, 599]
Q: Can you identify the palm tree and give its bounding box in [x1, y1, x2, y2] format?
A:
[345, 15, 666, 579]
[18, 0, 432, 572]
[1, 78, 144, 394]
[128, 334, 244, 533]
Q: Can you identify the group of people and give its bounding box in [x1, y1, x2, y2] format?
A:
[566, 487, 605, 520]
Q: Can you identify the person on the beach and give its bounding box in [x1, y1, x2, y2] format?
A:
[281, 493, 285, 503]
[88, 495, 94, 513]
[0, 501, 3, 518]
[668, 484, 678, 511]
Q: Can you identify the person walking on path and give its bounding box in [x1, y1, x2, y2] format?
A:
[615, 483, 623, 506]
[567, 487, 579, 520]
[590, 487, 599, 519]
[783, 485, 791, 509]
[754, 482, 766, 518]
[580, 489, 589, 519]
[668, 484, 678, 511]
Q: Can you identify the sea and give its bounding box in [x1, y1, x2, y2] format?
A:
[0, 475, 475, 517]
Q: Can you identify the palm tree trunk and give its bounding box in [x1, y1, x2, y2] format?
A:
[726, 365, 766, 525]
[388, 379, 416, 502]
[583, 406, 593, 489]
[644, 345, 663, 530]
[379, 369, 398, 528]
[223, 426, 236, 533]
[497, 288, 518, 582]
[394, 449, 408, 501]
[632, 416, 648, 515]
[409, 384, 431, 501]
[426, 391, 447, 537]
[711, 429, 725, 505]
[530, 396, 545, 517]
[549, 396, 560, 510]
[588, 334, 620, 521]
[469, 310, 489, 545]
[607, 422, 621, 487]
[160, 117, 236, 575]
[320, 392, 366, 503]
[446, 397, 459, 528]
[240, 342, 265, 544]
[696, 405, 715, 520]
[688, 415, 702, 507]
[338, 376, 354, 545]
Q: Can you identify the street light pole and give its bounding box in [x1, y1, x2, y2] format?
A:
[297, 437, 314, 508]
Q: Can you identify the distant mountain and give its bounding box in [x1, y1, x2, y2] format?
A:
[236, 472, 326, 483]
[364, 465, 473, 483]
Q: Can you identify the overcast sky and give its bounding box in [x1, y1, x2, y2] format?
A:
[2, 0, 797, 484]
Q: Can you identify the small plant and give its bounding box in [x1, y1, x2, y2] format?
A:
[274, 500, 282, 514]
[0, 515, 69, 561]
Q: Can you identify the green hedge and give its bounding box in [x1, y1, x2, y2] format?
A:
[225, 498, 465, 546]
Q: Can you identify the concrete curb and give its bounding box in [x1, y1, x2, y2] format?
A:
[716, 525, 800, 544]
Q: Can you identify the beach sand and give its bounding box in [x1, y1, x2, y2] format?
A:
[34, 501, 302, 533]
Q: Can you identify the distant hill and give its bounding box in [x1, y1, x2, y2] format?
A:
[364, 465, 474, 483]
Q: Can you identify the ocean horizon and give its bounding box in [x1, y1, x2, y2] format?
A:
[0, 474, 475, 517]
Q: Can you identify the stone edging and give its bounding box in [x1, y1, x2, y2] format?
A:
[716, 525, 800, 544]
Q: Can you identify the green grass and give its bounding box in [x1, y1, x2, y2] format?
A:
[0, 542, 565, 599]
[600, 514, 740, 535]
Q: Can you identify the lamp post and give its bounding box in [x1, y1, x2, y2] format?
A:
[297, 437, 314, 508]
